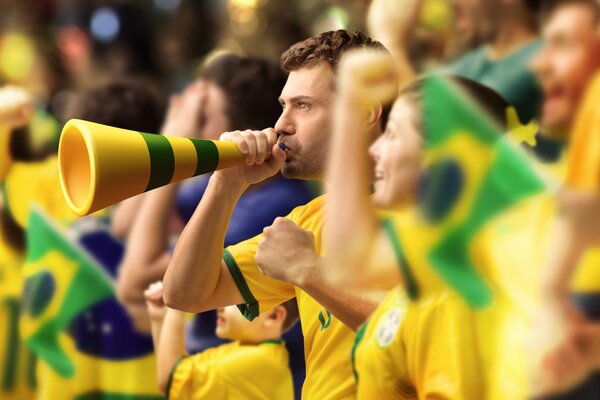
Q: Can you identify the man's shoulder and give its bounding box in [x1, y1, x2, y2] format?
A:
[287, 194, 327, 223]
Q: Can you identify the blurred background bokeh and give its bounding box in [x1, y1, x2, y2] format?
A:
[0, 0, 379, 134]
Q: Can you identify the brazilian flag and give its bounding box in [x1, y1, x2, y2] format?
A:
[20, 208, 114, 377]
[418, 76, 545, 308]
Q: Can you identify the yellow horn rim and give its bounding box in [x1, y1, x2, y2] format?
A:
[58, 119, 97, 216]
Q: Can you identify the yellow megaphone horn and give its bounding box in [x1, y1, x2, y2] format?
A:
[58, 119, 245, 216]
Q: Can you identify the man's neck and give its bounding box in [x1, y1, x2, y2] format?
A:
[488, 11, 537, 60]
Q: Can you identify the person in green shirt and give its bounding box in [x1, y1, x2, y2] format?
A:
[368, 0, 543, 123]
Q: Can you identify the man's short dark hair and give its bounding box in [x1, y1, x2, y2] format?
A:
[199, 54, 287, 130]
[280, 30, 386, 72]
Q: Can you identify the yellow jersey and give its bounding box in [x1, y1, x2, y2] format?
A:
[352, 288, 412, 399]
[379, 190, 592, 399]
[527, 146, 600, 294]
[2, 156, 75, 228]
[167, 340, 293, 399]
[224, 195, 356, 400]
[0, 219, 36, 400]
[355, 208, 497, 399]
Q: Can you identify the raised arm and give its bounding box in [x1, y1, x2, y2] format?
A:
[327, 50, 401, 278]
[144, 281, 187, 394]
[324, 50, 401, 329]
[0, 85, 34, 182]
[162, 128, 286, 312]
[117, 84, 205, 328]
[367, 0, 424, 87]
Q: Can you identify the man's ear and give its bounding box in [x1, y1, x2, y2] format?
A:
[366, 103, 383, 128]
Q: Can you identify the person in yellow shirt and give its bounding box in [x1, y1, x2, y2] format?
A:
[144, 281, 296, 399]
[526, 1, 600, 396]
[0, 205, 37, 400]
[326, 48, 530, 399]
[0, 86, 36, 400]
[1, 81, 164, 400]
[162, 30, 391, 400]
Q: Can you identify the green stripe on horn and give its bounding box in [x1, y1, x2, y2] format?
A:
[189, 138, 219, 176]
[139, 132, 176, 191]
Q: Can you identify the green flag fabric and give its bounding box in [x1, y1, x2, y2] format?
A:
[419, 76, 546, 308]
[21, 207, 114, 377]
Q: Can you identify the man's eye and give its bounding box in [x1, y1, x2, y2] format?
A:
[298, 102, 311, 110]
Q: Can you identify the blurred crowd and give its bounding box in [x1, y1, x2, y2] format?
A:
[1, 0, 600, 399]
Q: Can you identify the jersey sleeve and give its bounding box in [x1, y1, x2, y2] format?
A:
[223, 232, 296, 321]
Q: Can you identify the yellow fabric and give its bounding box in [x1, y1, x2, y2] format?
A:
[354, 285, 496, 399]
[353, 288, 413, 399]
[35, 334, 161, 400]
[566, 71, 600, 191]
[475, 193, 557, 399]
[362, 188, 556, 399]
[374, 212, 497, 399]
[168, 340, 293, 400]
[3, 157, 76, 228]
[474, 153, 600, 396]
[2, 156, 161, 399]
[528, 149, 600, 294]
[0, 224, 36, 400]
[225, 196, 356, 400]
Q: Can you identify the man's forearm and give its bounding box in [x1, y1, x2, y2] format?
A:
[298, 258, 386, 331]
[163, 175, 246, 311]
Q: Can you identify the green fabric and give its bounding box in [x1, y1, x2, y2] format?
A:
[189, 139, 220, 176]
[222, 249, 260, 321]
[1, 298, 19, 390]
[318, 310, 332, 331]
[381, 219, 419, 301]
[351, 321, 368, 382]
[139, 132, 175, 192]
[75, 392, 163, 400]
[421, 76, 545, 308]
[448, 40, 543, 123]
[165, 356, 188, 400]
[22, 209, 114, 377]
[260, 339, 283, 345]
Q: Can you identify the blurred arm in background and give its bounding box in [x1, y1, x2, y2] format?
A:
[367, 0, 422, 87]
[117, 83, 205, 332]
[144, 281, 187, 394]
[0, 86, 34, 183]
